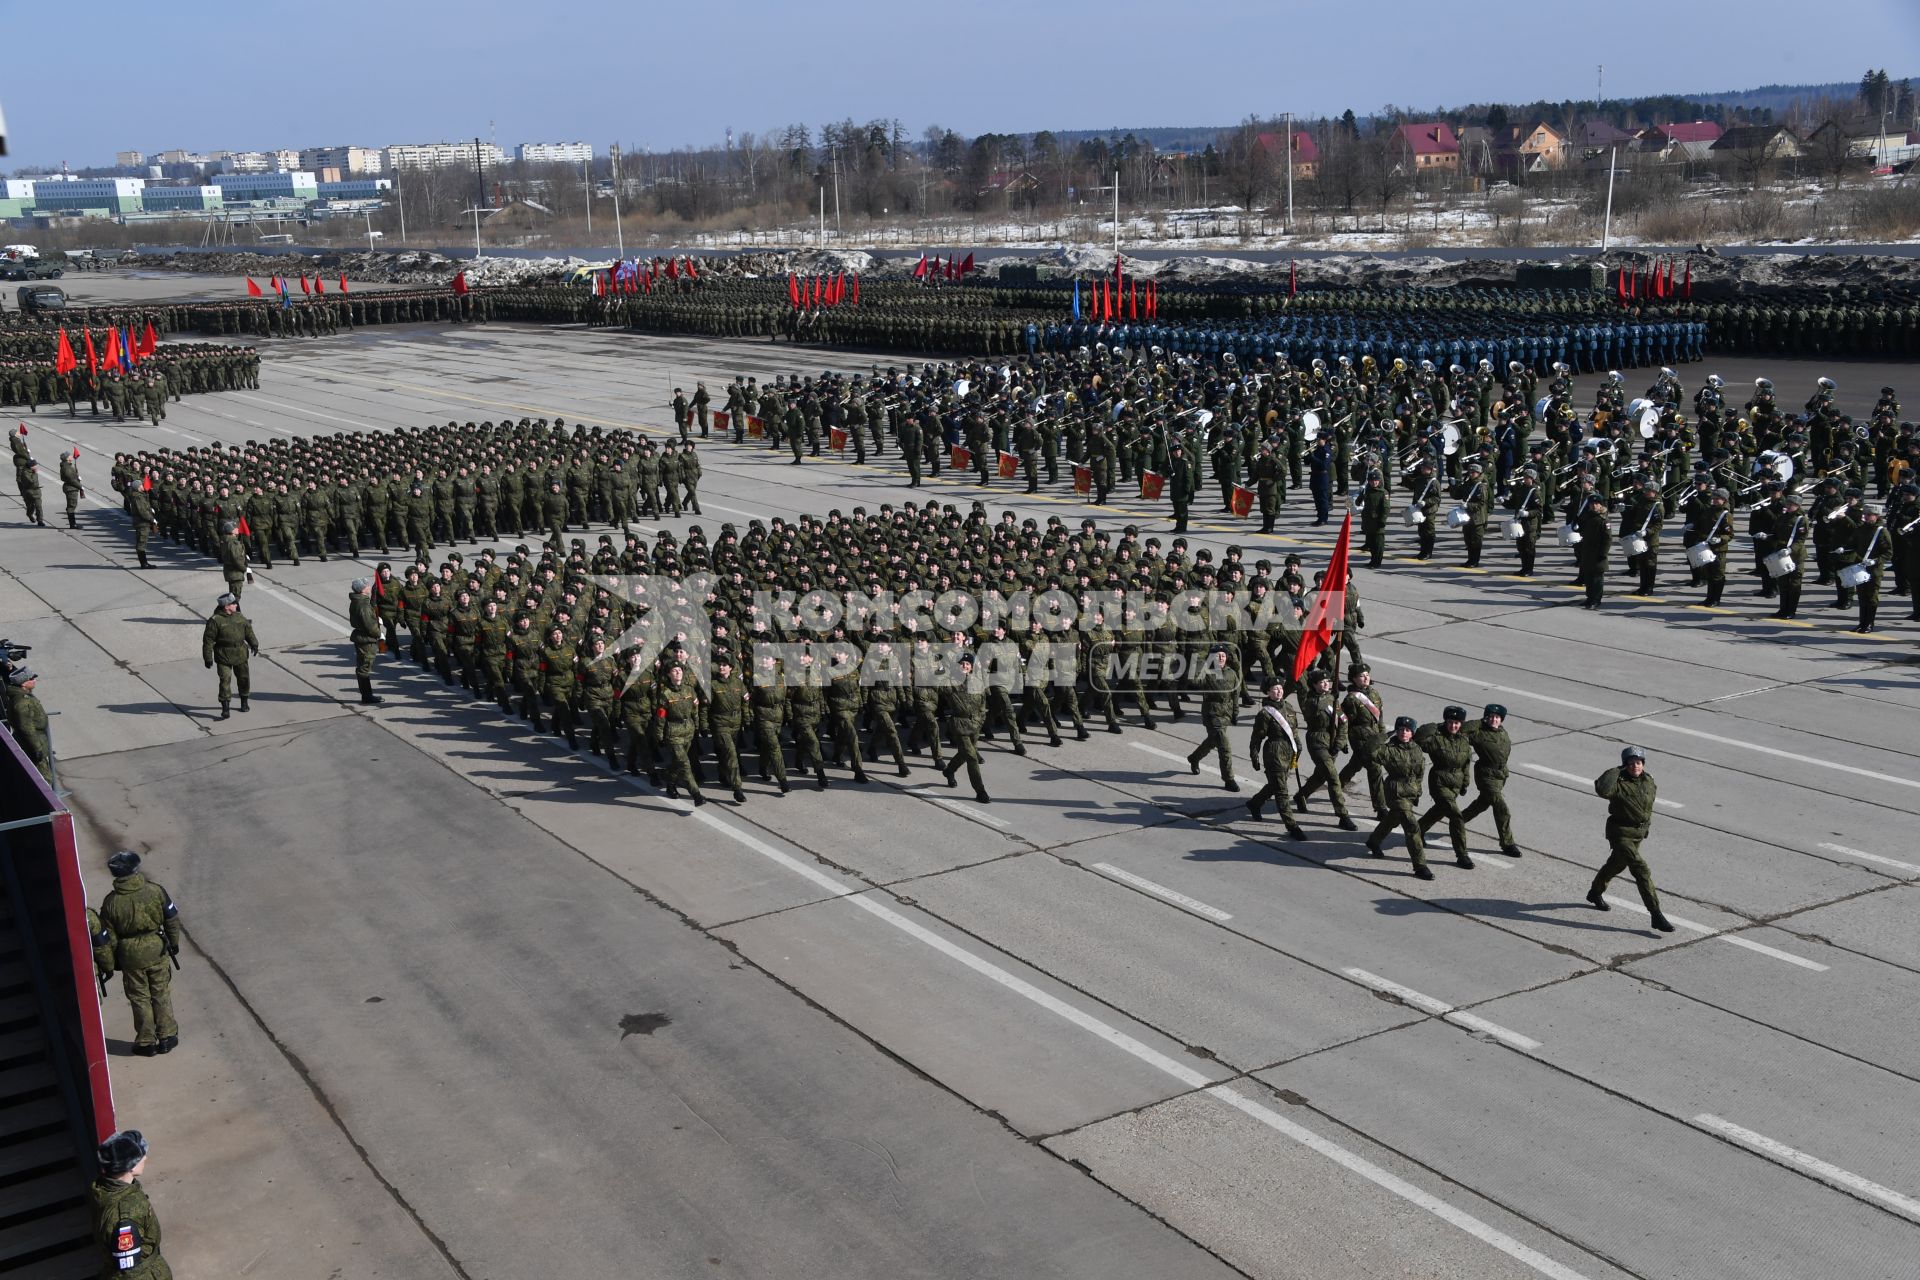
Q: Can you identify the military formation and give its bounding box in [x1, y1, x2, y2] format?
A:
[0, 341, 257, 419]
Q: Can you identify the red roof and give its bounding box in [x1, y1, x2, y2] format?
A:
[1256, 131, 1320, 163]
[1651, 121, 1722, 144]
[1394, 122, 1459, 155]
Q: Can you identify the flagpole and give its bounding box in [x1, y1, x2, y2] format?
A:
[1600, 146, 1617, 254]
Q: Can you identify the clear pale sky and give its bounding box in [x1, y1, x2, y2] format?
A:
[5, 0, 1918, 170]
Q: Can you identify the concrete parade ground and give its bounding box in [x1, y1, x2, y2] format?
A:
[5, 275, 1919, 1280]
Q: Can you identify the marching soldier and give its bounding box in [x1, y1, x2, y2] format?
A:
[1365, 716, 1431, 879]
[1586, 746, 1674, 932]
[1414, 706, 1475, 869]
[1245, 681, 1307, 840]
[1185, 643, 1239, 790]
[347, 578, 385, 706]
[1456, 703, 1521, 857]
[1337, 663, 1387, 815]
[1291, 666, 1354, 828]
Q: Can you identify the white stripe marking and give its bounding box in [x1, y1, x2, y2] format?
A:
[1518, 762, 1683, 809]
[1091, 863, 1233, 921]
[1343, 968, 1542, 1051]
[1694, 1114, 1920, 1221]
[908, 787, 1011, 829]
[699, 501, 764, 519]
[1133, 741, 1219, 776]
[1818, 842, 1920, 875]
[1717, 935, 1831, 971]
[1603, 897, 1829, 969]
[386, 612, 1595, 1280]
[229, 392, 376, 430]
[1368, 655, 1920, 793]
[251, 583, 350, 635]
[157, 425, 205, 443]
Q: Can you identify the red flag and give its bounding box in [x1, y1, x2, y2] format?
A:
[947, 254, 958, 281]
[960, 252, 974, 275]
[1147, 278, 1157, 319]
[1616, 266, 1627, 303]
[54, 328, 76, 375]
[125, 328, 140, 368]
[340, 274, 349, 293]
[140, 322, 158, 356]
[236, 515, 252, 538]
[84, 330, 98, 376]
[315, 275, 326, 294]
[451, 271, 469, 295]
[1291, 511, 1353, 681]
[666, 258, 679, 279]
[835, 272, 846, 304]
[269, 275, 281, 295]
[788, 273, 801, 307]
[141, 473, 152, 492]
[850, 273, 860, 306]
[686, 256, 698, 280]
[246, 276, 263, 297]
[1667, 258, 1677, 297]
[1289, 259, 1297, 296]
[912, 253, 928, 279]
[101, 327, 122, 370]
[1128, 279, 1138, 321]
[1683, 257, 1693, 299]
[299, 273, 310, 295]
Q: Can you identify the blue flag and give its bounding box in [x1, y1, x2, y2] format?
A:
[1072, 279, 1081, 322]
[119, 328, 131, 372]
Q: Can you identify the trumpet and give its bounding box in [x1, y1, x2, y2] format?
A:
[1821, 504, 1857, 522]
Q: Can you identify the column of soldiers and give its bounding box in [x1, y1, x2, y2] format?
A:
[0, 342, 258, 419]
[181, 285, 492, 338]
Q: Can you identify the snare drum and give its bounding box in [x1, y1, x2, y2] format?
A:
[1557, 523, 1582, 548]
[1404, 505, 1426, 526]
[1623, 533, 1649, 558]
[1502, 517, 1526, 540]
[1838, 561, 1872, 589]
[1763, 549, 1797, 579]
[1684, 542, 1716, 569]
[1446, 505, 1471, 528]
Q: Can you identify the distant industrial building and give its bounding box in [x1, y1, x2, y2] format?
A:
[140, 185, 225, 212]
[383, 141, 507, 171]
[29, 178, 146, 214]
[316, 177, 392, 200]
[516, 141, 592, 165]
[299, 145, 384, 175]
[115, 150, 146, 167]
[212, 171, 320, 201]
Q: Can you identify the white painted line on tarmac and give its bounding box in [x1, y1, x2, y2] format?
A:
[1369, 656, 1920, 793]
[1717, 935, 1831, 971]
[1602, 897, 1829, 970]
[1604, 896, 1710, 932]
[1818, 842, 1920, 875]
[156, 425, 205, 443]
[591, 754, 1598, 1277]
[1205, 1085, 1591, 1280]
[1091, 862, 1233, 921]
[1518, 761, 1685, 809]
[699, 501, 763, 519]
[251, 583, 350, 635]
[1694, 1114, 1920, 1221]
[229, 392, 376, 430]
[1133, 741, 1219, 775]
[908, 787, 1011, 829]
[1342, 968, 1543, 1051]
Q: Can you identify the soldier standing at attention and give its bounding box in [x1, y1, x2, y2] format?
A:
[1587, 746, 1674, 932]
[348, 578, 384, 707]
[1366, 716, 1432, 879]
[58, 447, 83, 528]
[4, 667, 53, 782]
[92, 1130, 171, 1279]
[202, 592, 259, 719]
[1456, 703, 1521, 857]
[97, 850, 182, 1056]
[1244, 681, 1307, 839]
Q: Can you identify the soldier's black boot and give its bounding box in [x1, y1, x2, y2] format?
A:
[1585, 885, 1610, 910]
[238, 696, 249, 713]
[815, 765, 829, 791]
[357, 676, 383, 706]
[1649, 912, 1675, 933]
[218, 701, 230, 721]
[1501, 843, 1522, 857]
[1293, 793, 1308, 814]
[137, 552, 150, 568]
[1285, 819, 1306, 841]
